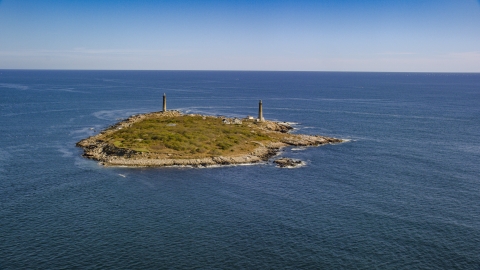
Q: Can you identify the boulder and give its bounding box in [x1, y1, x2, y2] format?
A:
[274, 158, 303, 168]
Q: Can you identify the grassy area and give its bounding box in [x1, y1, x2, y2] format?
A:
[105, 115, 276, 158]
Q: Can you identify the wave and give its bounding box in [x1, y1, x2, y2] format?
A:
[55, 145, 74, 158]
[0, 83, 29, 90]
[0, 148, 11, 161]
[70, 126, 102, 139]
[107, 161, 269, 170]
[74, 157, 100, 170]
[3, 108, 80, 117]
[175, 107, 253, 118]
[48, 87, 88, 93]
[265, 107, 466, 121]
[92, 109, 150, 120]
[70, 127, 94, 135]
[275, 160, 307, 169]
[450, 143, 480, 155]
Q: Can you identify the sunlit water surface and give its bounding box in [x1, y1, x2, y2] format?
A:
[0, 71, 479, 269]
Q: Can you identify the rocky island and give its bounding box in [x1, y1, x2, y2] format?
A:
[76, 98, 343, 167]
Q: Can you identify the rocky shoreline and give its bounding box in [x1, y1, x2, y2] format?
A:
[76, 111, 343, 167]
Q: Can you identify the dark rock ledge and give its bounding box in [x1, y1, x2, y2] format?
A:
[274, 158, 304, 168]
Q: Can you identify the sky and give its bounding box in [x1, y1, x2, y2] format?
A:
[0, 0, 479, 72]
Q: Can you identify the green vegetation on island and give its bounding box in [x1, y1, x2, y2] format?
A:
[109, 114, 275, 158]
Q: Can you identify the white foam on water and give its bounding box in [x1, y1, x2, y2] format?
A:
[70, 126, 102, 139]
[70, 127, 92, 135]
[275, 160, 307, 169]
[138, 179, 156, 189]
[340, 136, 375, 142]
[450, 143, 480, 155]
[3, 108, 80, 117]
[0, 149, 11, 174]
[56, 146, 74, 158]
[106, 161, 269, 170]
[49, 87, 88, 93]
[0, 83, 29, 90]
[0, 148, 11, 161]
[99, 78, 125, 83]
[162, 88, 212, 93]
[74, 157, 101, 170]
[195, 161, 268, 169]
[175, 107, 251, 119]
[92, 109, 149, 121]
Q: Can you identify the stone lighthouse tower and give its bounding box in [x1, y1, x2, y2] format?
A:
[258, 100, 264, 122]
[163, 93, 167, 112]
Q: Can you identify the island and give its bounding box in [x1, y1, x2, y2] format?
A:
[76, 99, 343, 167]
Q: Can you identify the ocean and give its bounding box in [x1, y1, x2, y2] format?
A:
[0, 70, 479, 269]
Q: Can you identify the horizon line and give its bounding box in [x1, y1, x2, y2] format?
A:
[1, 69, 479, 74]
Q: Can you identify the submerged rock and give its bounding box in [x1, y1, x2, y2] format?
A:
[274, 158, 303, 168]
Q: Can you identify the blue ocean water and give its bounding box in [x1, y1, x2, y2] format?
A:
[0, 70, 479, 269]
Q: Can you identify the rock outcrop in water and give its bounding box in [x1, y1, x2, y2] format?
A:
[274, 158, 304, 168]
[76, 111, 343, 167]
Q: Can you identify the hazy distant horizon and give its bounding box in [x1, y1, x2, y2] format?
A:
[2, 69, 480, 74]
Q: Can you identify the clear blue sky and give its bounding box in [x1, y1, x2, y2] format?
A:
[0, 0, 479, 71]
